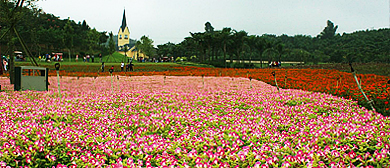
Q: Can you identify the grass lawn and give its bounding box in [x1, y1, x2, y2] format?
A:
[15, 61, 190, 72]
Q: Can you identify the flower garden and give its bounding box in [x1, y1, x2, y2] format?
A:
[0, 73, 390, 167]
[22, 64, 388, 115]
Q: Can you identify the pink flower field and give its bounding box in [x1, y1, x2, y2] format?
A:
[0, 76, 389, 167]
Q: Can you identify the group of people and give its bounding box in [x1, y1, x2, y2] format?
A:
[75, 54, 103, 63]
[40, 53, 63, 62]
[137, 57, 175, 63]
[269, 61, 282, 67]
[101, 61, 134, 72]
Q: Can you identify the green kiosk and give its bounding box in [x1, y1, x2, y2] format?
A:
[14, 66, 49, 91]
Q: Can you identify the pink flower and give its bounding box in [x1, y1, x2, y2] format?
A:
[375, 153, 385, 161]
[80, 155, 88, 162]
[281, 161, 291, 168]
[26, 155, 32, 164]
[137, 159, 143, 166]
[195, 157, 202, 163]
[261, 164, 269, 168]
[69, 164, 77, 168]
[175, 147, 181, 154]
[348, 150, 356, 159]
[329, 162, 337, 168]
[331, 150, 340, 157]
[0, 161, 6, 166]
[95, 153, 103, 159]
[211, 158, 219, 165]
[89, 158, 97, 165]
[266, 157, 274, 164]
[50, 155, 56, 161]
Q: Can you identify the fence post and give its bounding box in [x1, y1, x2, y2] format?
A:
[272, 71, 280, 92]
[350, 63, 375, 111]
[55, 63, 61, 99]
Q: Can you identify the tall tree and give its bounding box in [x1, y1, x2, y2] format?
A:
[106, 31, 115, 62]
[219, 27, 233, 67]
[232, 30, 248, 63]
[205, 22, 214, 33]
[190, 32, 206, 62]
[63, 18, 74, 60]
[0, 0, 40, 84]
[255, 36, 266, 68]
[136, 35, 156, 59]
[319, 20, 338, 39]
[247, 35, 258, 65]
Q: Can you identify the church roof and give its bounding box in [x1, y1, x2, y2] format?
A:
[120, 9, 127, 32]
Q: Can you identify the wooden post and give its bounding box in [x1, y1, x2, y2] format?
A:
[272, 71, 280, 92]
[249, 77, 252, 89]
[202, 75, 204, 88]
[350, 63, 375, 111]
[110, 73, 113, 94]
[55, 63, 61, 99]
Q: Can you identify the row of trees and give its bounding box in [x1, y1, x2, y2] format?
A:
[157, 21, 390, 67]
[0, 0, 109, 58]
[1, 1, 389, 68]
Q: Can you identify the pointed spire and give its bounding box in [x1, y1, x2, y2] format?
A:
[121, 9, 127, 32]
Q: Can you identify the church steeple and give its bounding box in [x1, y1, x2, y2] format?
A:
[120, 9, 127, 32]
[118, 9, 130, 50]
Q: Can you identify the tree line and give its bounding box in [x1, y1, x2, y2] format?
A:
[1, 1, 389, 67]
[0, 0, 109, 57]
[157, 21, 390, 68]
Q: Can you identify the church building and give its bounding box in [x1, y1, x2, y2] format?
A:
[117, 9, 148, 61]
[117, 9, 130, 50]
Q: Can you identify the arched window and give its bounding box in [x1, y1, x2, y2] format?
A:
[124, 35, 128, 39]
[119, 35, 122, 39]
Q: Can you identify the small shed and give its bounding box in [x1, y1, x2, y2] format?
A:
[14, 66, 49, 91]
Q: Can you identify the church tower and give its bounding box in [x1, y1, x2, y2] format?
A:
[118, 9, 130, 50]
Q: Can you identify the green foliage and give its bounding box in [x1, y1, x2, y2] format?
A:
[102, 52, 125, 63]
[136, 35, 156, 58]
[175, 57, 187, 62]
[319, 20, 339, 39]
[108, 32, 116, 56]
[0, 2, 108, 56]
[156, 21, 390, 67]
[205, 22, 214, 33]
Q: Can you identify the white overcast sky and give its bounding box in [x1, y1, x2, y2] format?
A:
[36, 0, 389, 45]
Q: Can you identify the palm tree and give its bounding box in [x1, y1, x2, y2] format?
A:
[220, 27, 233, 68]
[190, 32, 206, 62]
[247, 35, 258, 65]
[255, 36, 266, 68]
[232, 30, 248, 63]
[123, 45, 129, 62]
[263, 41, 279, 66]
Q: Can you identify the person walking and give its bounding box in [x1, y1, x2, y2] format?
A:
[0, 57, 3, 75]
[121, 62, 124, 72]
[3, 58, 8, 71]
[126, 63, 130, 72]
[101, 62, 105, 72]
[129, 62, 134, 71]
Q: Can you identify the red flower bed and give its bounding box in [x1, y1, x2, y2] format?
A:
[2, 65, 389, 114]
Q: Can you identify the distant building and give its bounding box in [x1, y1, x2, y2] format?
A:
[117, 9, 130, 50]
[117, 9, 148, 61]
